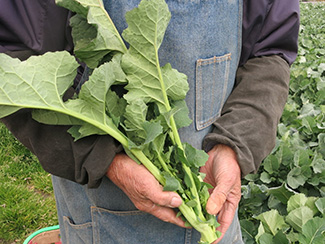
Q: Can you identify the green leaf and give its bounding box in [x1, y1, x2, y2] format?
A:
[186, 199, 198, 208]
[287, 167, 307, 189]
[286, 206, 314, 232]
[273, 231, 289, 244]
[66, 61, 123, 139]
[33, 110, 84, 125]
[315, 197, 325, 214]
[171, 100, 192, 129]
[0, 52, 128, 146]
[0, 52, 77, 113]
[258, 233, 273, 244]
[298, 103, 320, 119]
[267, 183, 296, 205]
[105, 90, 127, 118]
[256, 222, 266, 242]
[151, 134, 167, 160]
[306, 196, 320, 216]
[143, 121, 163, 145]
[299, 217, 325, 244]
[0, 105, 21, 118]
[255, 209, 288, 236]
[263, 155, 280, 174]
[286, 229, 300, 243]
[293, 149, 311, 167]
[260, 172, 272, 184]
[121, 0, 188, 113]
[159, 101, 191, 130]
[183, 169, 193, 189]
[312, 156, 325, 174]
[161, 63, 189, 101]
[287, 193, 308, 213]
[71, 123, 107, 140]
[276, 143, 294, 166]
[244, 173, 259, 182]
[183, 143, 209, 168]
[267, 195, 284, 213]
[123, 99, 148, 145]
[162, 172, 181, 192]
[318, 133, 325, 157]
[56, 0, 127, 68]
[109, 54, 127, 84]
[240, 220, 257, 244]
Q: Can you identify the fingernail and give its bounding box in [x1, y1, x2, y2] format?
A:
[170, 196, 182, 207]
[207, 201, 218, 215]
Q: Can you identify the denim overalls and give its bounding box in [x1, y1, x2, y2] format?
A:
[52, 0, 244, 243]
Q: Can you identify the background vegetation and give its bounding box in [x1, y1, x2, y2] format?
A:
[239, 2, 325, 243]
[0, 2, 324, 244]
[0, 124, 57, 244]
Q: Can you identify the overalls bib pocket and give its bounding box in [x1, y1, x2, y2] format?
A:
[195, 53, 231, 130]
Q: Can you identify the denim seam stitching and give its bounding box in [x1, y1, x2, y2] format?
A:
[218, 55, 231, 115]
[91, 206, 147, 216]
[195, 57, 203, 130]
[184, 228, 192, 244]
[197, 53, 231, 66]
[91, 208, 98, 244]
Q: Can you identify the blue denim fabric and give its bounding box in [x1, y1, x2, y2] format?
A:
[54, 0, 244, 243]
[53, 176, 243, 244]
[104, 0, 243, 149]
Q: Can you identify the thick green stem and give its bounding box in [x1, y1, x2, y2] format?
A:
[154, 39, 204, 220]
[130, 149, 218, 243]
[29, 105, 129, 149]
[129, 148, 217, 243]
[179, 203, 218, 244]
[131, 149, 165, 184]
[157, 153, 172, 175]
[66, 110, 129, 147]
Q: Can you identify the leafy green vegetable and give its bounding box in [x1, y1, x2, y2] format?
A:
[286, 206, 314, 233]
[239, 3, 325, 243]
[299, 217, 325, 244]
[0, 0, 220, 243]
[56, 0, 127, 68]
[255, 209, 288, 236]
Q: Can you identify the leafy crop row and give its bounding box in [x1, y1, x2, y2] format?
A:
[239, 3, 325, 244]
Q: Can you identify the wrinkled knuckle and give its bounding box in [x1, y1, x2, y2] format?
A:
[136, 182, 152, 196]
[154, 196, 169, 207]
[218, 191, 228, 201]
[136, 187, 147, 197]
[137, 202, 156, 213]
[134, 202, 147, 212]
[160, 217, 170, 223]
[154, 210, 169, 223]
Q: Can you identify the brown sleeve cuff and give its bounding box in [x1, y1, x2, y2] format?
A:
[203, 55, 290, 177]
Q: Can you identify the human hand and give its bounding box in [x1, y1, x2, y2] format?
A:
[106, 153, 186, 227]
[200, 144, 242, 243]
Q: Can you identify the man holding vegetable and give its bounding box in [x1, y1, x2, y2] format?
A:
[0, 0, 299, 243]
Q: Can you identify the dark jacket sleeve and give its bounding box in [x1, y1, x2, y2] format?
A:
[0, 0, 122, 188]
[240, 0, 300, 66]
[203, 0, 300, 176]
[203, 55, 290, 176]
[1, 110, 121, 188]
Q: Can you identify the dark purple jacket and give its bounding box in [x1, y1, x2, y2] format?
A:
[0, 0, 300, 187]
